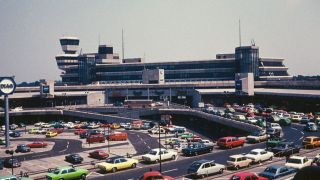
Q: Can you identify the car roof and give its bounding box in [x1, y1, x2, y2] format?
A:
[194, 159, 212, 164]
[233, 172, 256, 176]
[290, 156, 305, 159]
[251, 149, 265, 152]
[230, 154, 245, 158]
[305, 136, 319, 139]
[106, 156, 125, 161]
[268, 165, 284, 169]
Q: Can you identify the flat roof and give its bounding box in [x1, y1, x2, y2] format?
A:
[195, 88, 320, 98]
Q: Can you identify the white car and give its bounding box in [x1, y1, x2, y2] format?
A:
[245, 149, 274, 163]
[269, 123, 282, 130]
[34, 122, 45, 127]
[187, 160, 225, 178]
[246, 131, 268, 143]
[148, 127, 166, 134]
[41, 123, 51, 128]
[285, 156, 312, 169]
[142, 148, 177, 163]
[11, 107, 23, 112]
[155, 102, 164, 106]
[88, 124, 99, 129]
[200, 139, 215, 147]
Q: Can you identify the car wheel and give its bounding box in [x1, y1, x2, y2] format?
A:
[111, 167, 117, 173]
[155, 159, 159, 163]
[194, 152, 198, 156]
[131, 163, 136, 168]
[80, 174, 86, 180]
[235, 165, 240, 170]
[247, 163, 251, 167]
[58, 178, 64, 180]
[171, 155, 176, 160]
[269, 156, 273, 161]
[219, 168, 224, 174]
[258, 160, 261, 164]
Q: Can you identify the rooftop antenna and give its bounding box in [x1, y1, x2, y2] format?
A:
[239, 19, 242, 47]
[122, 28, 125, 60]
[98, 34, 100, 45]
[251, 39, 255, 46]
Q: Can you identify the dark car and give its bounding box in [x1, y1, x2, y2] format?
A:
[4, 158, 21, 168]
[279, 118, 291, 126]
[18, 123, 26, 128]
[15, 144, 31, 153]
[0, 159, 4, 170]
[267, 128, 281, 138]
[9, 131, 21, 138]
[271, 142, 300, 157]
[65, 154, 84, 164]
[182, 142, 213, 156]
[304, 122, 318, 132]
[266, 115, 281, 123]
[259, 165, 297, 179]
[267, 137, 286, 148]
[79, 132, 89, 139]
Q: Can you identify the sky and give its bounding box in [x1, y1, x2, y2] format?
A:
[0, 0, 319, 83]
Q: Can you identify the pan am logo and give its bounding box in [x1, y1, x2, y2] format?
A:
[0, 78, 16, 95]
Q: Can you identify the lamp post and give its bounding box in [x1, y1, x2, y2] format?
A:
[158, 123, 162, 173]
[5, 150, 14, 175]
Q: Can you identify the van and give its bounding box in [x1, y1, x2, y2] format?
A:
[86, 134, 105, 143]
[107, 132, 128, 141]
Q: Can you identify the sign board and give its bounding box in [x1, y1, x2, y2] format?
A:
[0, 77, 16, 95]
[42, 85, 50, 94]
[235, 80, 242, 91]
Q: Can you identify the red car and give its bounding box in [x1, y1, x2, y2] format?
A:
[139, 171, 174, 180]
[217, 136, 245, 149]
[229, 172, 268, 180]
[86, 134, 105, 143]
[74, 124, 83, 129]
[89, 150, 109, 159]
[27, 141, 48, 148]
[100, 123, 110, 128]
[187, 137, 202, 142]
[74, 129, 87, 135]
[52, 128, 64, 134]
[246, 112, 255, 117]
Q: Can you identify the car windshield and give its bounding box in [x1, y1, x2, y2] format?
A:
[106, 159, 115, 163]
[190, 162, 202, 170]
[248, 151, 259, 155]
[53, 169, 60, 174]
[230, 176, 241, 180]
[276, 144, 287, 148]
[304, 138, 312, 142]
[287, 158, 301, 164]
[149, 150, 158, 155]
[229, 157, 236, 162]
[264, 167, 277, 174]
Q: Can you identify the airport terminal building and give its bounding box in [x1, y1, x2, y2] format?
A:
[55, 37, 292, 85]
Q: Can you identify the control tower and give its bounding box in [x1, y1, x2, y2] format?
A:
[59, 36, 80, 54]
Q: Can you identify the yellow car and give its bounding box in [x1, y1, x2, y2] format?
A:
[28, 128, 40, 134]
[46, 131, 58, 138]
[96, 157, 138, 173]
[111, 124, 120, 129]
[302, 136, 320, 148]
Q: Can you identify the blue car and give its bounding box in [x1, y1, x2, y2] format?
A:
[9, 131, 21, 137]
[259, 165, 297, 179]
[304, 122, 318, 132]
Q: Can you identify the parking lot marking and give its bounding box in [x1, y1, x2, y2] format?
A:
[162, 168, 178, 173]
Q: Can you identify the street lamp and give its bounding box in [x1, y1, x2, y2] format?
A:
[5, 150, 14, 175]
[158, 122, 162, 173]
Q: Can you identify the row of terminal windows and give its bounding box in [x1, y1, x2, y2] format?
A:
[60, 39, 80, 46]
[56, 56, 79, 60]
[259, 71, 289, 76]
[259, 61, 284, 67]
[96, 62, 235, 73]
[56, 60, 78, 64]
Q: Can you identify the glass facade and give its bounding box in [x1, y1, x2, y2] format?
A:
[235, 46, 259, 79]
[79, 55, 96, 84]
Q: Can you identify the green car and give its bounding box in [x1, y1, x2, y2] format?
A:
[0, 175, 32, 180]
[0, 138, 5, 145]
[255, 120, 266, 128]
[279, 118, 291, 126]
[180, 133, 194, 139]
[266, 137, 286, 148]
[46, 166, 88, 180]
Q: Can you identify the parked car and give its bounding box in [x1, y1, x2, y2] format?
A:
[9, 124, 18, 130]
[52, 128, 64, 134]
[142, 148, 177, 163]
[227, 154, 253, 170]
[46, 131, 58, 138]
[86, 134, 105, 144]
[279, 118, 291, 126]
[187, 159, 225, 178]
[9, 131, 21, 138]
[245, 149, 274, 164]
[266, 127, 282, 138]
[266, 115, 281, 123]
[302, 136, 320, 148]
[304, 122, 318, 132]
[234, 115, 246, 121]
[229, 172, 268, 180]
[65, 154, 84, 164]
[259, 165, 297, 179]
[28, 128, 41, 134]
[74, 129, 87, 135]
[0, 175, 32, 180]
[79, 132, 89, 139]
[15, 144, 31, 153]
[285, 156, 312, 169]
[300, 116, 310, 124]
[217, 136, 245, 149]
[246, 130, 268, 143]
[181, 133, 196, 139]
[271, 141, 300, 157]
[46, 166, 89, 180]
[0, 138, 5, 145]
[291, 115, 302, 122]
[267, 137, 286, 148]
[139, 171, 174, 180]
[96, 156, 139, 173]
[4, 158, 21, 168]
[89, 150, 109, 160]
[27, 141, 48, 148]
[182, 142, 213, 156]
[107, 132, 128, 141]
[199, 139, 215, 147]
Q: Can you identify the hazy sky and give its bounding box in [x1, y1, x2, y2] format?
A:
[0, 0, 319, 83]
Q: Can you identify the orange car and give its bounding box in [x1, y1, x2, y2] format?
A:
[302, 136, 320, 148]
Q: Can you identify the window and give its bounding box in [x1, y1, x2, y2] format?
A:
[68, 168, 76, 173]
[244, 176, 251, 180]
[204, 163, 211, 168]
[280, 167, 288, 173]
[210, 162, 215, 166]
[261, 151, 267, 155]
[303, 158, 308, 163]
[115, 159, 121, 164]
[61, 170, 68, 174]
[120, 158, 127, 163]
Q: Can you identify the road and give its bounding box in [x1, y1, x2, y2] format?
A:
[90, 123, 315, 180]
